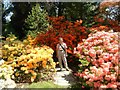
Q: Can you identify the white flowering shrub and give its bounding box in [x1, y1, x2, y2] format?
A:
[0, 62, 16, 89]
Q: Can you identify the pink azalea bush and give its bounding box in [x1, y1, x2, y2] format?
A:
[74, 30, 119, 89]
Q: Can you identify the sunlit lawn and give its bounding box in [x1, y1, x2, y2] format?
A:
[25, 81, 67, 88]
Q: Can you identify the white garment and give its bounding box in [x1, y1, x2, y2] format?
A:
[56, 43, 67, 51]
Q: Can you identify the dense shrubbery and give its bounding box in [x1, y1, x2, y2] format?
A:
[74, 30, 119, 89]
[34, 16, 119, 70]
[92, 15, 120, 32]
[1, 34, 56, 83]
[34, 16, 90, 51]
[33, 16, 90, 66]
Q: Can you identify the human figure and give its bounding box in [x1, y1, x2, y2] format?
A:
[56, 37, 70, 71]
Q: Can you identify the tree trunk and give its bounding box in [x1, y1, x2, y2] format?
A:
[58, 2, 62, 16]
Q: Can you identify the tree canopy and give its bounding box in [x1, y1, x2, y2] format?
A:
[2, 1, 120, 39]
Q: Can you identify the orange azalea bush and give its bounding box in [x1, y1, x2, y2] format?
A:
[2, 34, 56, 83]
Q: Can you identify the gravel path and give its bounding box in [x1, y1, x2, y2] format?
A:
[53, 68, 77, 87]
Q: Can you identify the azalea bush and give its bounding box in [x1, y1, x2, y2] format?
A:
[74, 30, 119, 89]
[92, 15, 120, 32]
[12, 45, 55, 83]
[0, 64, 16, 89]
[0, 60, 16, 89]
[34, 16, 90, 51]
[0, 64, 13, 79]
[2, 34, 56, 83]
[34, 16, 90, 67]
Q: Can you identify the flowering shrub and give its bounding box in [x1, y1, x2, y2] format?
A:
[12, 45, 55, 83]
[33, 16, 90, 67]
[34, 16, 89, 51]
[2, 34, 56, 83]
[0, 64, 13, 79]
[92, 16, 120, 32]
[0, 59, 16, 89]
[0, 79, 16, 89]
[74, 30, 119, 89]
[0, 63, 16, 89]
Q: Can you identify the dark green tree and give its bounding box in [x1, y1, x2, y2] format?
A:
[43, 2, 100, 27]
[10, 2, 32, 39]
[61, 2, 100, 27]
[24, 3, 49, 37]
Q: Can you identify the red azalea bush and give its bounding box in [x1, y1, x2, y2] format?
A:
[74, 30, 119, 89]
[34, 16, 89, 52]
[92, 16, 120, 32]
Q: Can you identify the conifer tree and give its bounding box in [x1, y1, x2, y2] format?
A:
[25, 3, 49, 37]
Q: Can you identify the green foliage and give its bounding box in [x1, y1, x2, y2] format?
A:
[25, 3, 49, 37]
[70, 80, 90, 90]
[79, 58, 90, 66]
[45, 2, 99, 26]
[2, 23, 17, 37]
[26, 30, 40, 38]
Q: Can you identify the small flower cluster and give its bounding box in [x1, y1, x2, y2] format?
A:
[74, 30, 119, 89]
[0, 59, 4, 66]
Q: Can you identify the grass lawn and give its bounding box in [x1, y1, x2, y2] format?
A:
[25, 80, 67, 88]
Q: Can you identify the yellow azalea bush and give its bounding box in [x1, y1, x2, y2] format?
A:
[2, 34, 56, 83]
